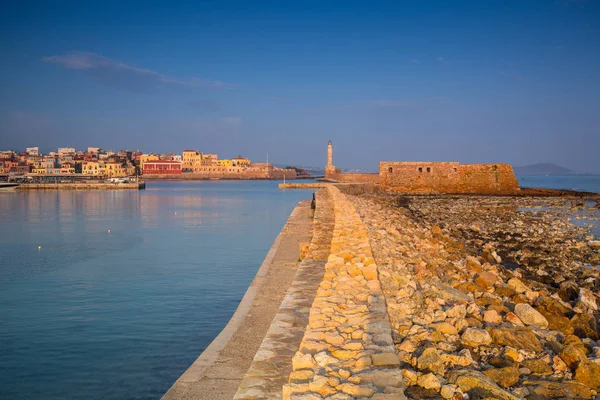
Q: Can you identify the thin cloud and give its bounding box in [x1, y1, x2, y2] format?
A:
[43, 51, 238, 92]
[499, 71, 522, 80]
[437, 56, 448, 64]
[409, 58, 420, 64]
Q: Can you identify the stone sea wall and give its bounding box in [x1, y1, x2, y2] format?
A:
[282, 186, 405, 399]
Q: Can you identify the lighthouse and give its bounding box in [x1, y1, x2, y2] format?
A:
[325, 140, 337, 178]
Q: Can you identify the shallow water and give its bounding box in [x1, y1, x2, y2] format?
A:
[0, 181, 313, 399]
[517, 174, 600, 194]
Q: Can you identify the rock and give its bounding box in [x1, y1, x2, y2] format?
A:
[571, 313, 600, 340]
[431, 322, 458, 335]
[514, 303, 549, 329]
[461, 328, 492, 348]
[577, 288, 598, 311]
[507, 278, 528, 294]
[495, 284, 517, 298]
[372, 352, 400, 367]
[483, 310, 502, 324]
[465, 256, 482, 273]
[448, 370, 521, 400]
[440, 385, 456, 399]
[446, 304, 467, 319]
[574, 361, 600, 390]
[430, 281, 470, 302]
[483, 365, 520, 388]
[505, 312, 524, 326]
[475, 271, 497, 288]
[417, 372, 442, 391]
[537, 308, 574, 335]
[487, 327, 543, 352]
[339, 383, 375, 397]
[292, 353, 315, 370]
[417, 348, 445, 375]
[559, 344, 588, 369]
[401, 369, 418, 386]
[523, 379, 595, 399]
[521, 359, 553, 376]
[558, 280, 580, 302]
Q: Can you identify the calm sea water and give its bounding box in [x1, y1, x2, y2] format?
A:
[517, 174, 600, 194]
[0, 181, 314, 400]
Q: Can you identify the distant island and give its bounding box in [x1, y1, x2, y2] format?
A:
[514, 162, 576, 175]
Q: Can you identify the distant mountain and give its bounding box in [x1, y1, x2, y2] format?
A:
[514, 163, 576, 175]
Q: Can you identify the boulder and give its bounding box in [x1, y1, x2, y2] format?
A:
[447, 370, 521, 400]
[537, 308, 574, 335]
[577, 288, 598, 311]
[558, 280, 580, 302]
[559, 344, 588, 369]
[461, 328, 492, 348]
[417, 372, 442, 391]
[523, 379, 595, 399]
[487, 327, 543, 352]
[521, 359, 553, 376]
[417, 348, 445, 375]
[507, 278, 528, 294]
[574, 360, 600, 390]
[475, 271, 497, 288]
[571, 313, 600, 340]
[514, 303, 548, 329]
[482, 365, 520, 388]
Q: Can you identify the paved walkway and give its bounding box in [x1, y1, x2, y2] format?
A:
[162, 199, 317, 400]
[281, 186, 406, 399]
[234, 190, 334, 399]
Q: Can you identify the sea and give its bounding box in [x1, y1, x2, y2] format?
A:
[0, 181, 314, 400]
[1, 175, 599, 400]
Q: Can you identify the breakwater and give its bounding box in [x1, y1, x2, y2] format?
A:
[15, 182, 145, 190]
[279, 183, 330, 189]
[228, 185, 600, 399]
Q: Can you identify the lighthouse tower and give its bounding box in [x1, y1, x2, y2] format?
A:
[325, 140, 337, 178]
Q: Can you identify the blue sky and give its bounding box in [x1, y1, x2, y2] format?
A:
[1, 0, 599, 172]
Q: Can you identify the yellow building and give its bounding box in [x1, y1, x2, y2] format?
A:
[182, 150, 202, 171]
[232, 156, 251, 166]
[139, 154, 159, 170]
[82, 161, 101, 175]
[101, 162, 127, 177]
[60, 163, 75, 174]
[217, 159, 233, 167]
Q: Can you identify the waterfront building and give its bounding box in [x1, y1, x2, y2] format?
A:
[143, 160, 182, 175]
[232, 156, 251, 167]
[218, 159, 233, 167]
[58, 147, 75, 156]
[26, 147, 39, 155]
[60, 162, 75, 174]
[100, 162, 127, 177]
[82, 161, 101, 175]
[139, 154, 159, 170]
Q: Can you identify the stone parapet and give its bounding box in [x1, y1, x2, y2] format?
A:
[282, 186, 405, 399]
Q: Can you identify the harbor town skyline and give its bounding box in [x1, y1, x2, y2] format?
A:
[1, 1, 600, 172]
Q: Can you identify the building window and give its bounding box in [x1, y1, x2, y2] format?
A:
[418, 167, 423, 173]
[388, 167, 393, 173]
[453, 167, 457, 173]
[426, 167, 431, 173]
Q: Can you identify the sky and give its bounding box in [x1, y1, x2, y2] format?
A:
[0, 0, 599, 172]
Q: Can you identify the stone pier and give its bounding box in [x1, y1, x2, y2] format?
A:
[236, 186, 405, 399]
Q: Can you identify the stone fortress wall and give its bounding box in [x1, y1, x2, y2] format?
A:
[325, 141, 520, 194]
[379, 162, 520, 194]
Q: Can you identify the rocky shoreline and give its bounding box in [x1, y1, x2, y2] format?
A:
[343, 188, 600, 399]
